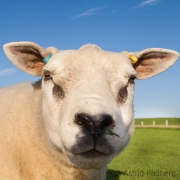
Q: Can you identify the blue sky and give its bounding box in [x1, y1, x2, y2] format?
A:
[0, 0, 180, 118]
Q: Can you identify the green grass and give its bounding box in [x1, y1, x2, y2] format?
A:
[107, 128, 180, 180]
[135, 118, 180, 125]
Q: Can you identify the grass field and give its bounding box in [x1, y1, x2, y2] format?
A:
[107, 128, 180, 180]
[135, 118, 180, 125]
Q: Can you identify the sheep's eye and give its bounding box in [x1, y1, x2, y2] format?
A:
[44, 71, 52, 81]
[117, 76, 136, 103]
[129, 75, 136, 84]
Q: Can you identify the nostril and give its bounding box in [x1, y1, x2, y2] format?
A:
[99, 114, 113, 129]
[75, 113, 93, 127]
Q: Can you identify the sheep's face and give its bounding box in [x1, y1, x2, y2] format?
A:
[42, 45, 136, 169]
[4, 41, 179, 170]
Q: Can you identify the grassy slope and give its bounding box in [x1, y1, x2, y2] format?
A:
[107, 128, 180, 180]
[135, 118, 180, 125]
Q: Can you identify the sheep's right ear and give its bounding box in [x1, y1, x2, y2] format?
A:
[3, 41, 57, 76]
[126, 48, 179, 79]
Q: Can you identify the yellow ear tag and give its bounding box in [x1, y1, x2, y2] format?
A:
[127, 54, 138, 64]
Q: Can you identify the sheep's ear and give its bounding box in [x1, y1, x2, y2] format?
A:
[128, 48, 179, 79]
[3, 42, 58, 76]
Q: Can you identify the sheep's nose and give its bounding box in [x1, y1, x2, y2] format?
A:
[75, 113, 113, 136]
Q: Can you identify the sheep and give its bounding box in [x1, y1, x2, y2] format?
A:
[0, 41, 179, 180]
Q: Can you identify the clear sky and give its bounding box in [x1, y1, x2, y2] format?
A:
[0, 0, 180, 118]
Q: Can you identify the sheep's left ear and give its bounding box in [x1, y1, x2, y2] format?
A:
[128, 48, 179, 79]
[3, 41, 59, 76]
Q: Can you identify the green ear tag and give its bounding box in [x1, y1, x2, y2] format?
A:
[43, 54, 52, 64]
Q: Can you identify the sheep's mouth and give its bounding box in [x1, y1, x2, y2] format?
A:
[77, 150, 109, 159]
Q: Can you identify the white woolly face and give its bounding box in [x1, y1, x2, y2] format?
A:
[3, 41, 179, 170]
[41, 45, 137, 169]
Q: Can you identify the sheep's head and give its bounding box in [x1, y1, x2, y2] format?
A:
[3, 42, 179, 169]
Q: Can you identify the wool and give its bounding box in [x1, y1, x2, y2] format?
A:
[0, 41, 179, 180]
